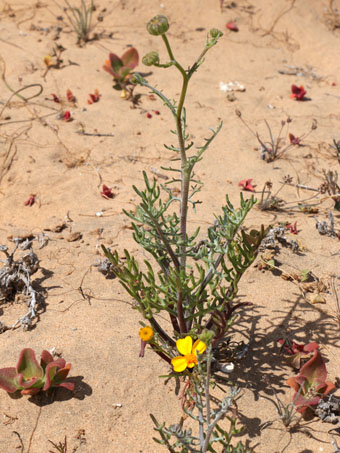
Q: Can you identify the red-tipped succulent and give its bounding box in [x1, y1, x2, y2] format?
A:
[286, 349, 335, 418]
[103, 48, 139, 89]
[290, 84, 306, 101]
[238, 178, 255, 192]
[278, 338, 318, 369]
[0, 348, 74, 396]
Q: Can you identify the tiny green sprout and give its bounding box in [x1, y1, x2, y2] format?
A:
[300, 269, 312, 282]
[142, 51, 160, 66]
[146, 15, 169, 36]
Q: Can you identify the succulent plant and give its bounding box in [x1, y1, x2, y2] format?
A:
[278, 338, 319, 369]
[286, 349, 335, 418]
[103, 48, 139, 89]
[0, 348, 74, 396]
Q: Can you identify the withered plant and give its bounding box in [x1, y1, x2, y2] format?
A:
[0, 239, 41, 331]
[236, 110, 317, 162]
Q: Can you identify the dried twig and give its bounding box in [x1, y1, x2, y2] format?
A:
[0, 239, 41, 330]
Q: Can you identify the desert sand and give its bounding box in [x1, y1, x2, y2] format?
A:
[1, 0, 340, 451]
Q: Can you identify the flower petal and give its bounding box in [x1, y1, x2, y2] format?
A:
[192, 339, 206, 355]
[176, 336, 193, 356]
[171, 356, 188, 373]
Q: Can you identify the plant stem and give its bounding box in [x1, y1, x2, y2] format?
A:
[176, 290, 187, 334]
[205, 347, 212, 427]
[162, 34, 190, 269]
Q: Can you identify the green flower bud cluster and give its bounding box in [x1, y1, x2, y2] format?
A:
[142, 51, 160, 67]
[209, 28, 223, 39]
[147, 15, 169, 36]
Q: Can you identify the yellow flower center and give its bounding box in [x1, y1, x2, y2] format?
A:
[139, 326, 154, 342]
[185, 354, 198, 366]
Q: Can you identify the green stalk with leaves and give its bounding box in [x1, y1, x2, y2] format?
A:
[103, 15, 264, 358]
[103, 16, 263, 450]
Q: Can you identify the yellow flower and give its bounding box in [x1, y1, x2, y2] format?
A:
[171, 336, 206, 372]
[139, 326, 154, 342]
[43, 55, 53, 67]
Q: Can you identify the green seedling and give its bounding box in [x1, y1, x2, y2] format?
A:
[0, 348, 74, 396]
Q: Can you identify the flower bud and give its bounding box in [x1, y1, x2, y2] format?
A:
[199, 329, 215, 346]
[209, 28, 223, 39]
[147, 15, 169, 36]
[142, 51, 160, 66]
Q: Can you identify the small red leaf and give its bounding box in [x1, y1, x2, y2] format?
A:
[0, 368, 19, 393]
[63, 111, 71, 122]
[66, 89, 76, 102]
[290, 85, 306, 101]
[24, 195, 35, 206]
[101, 184, 114, 199]
[238, 178, 255, 192]
[226, 21, 238, 32]
[88, 89, 101, 104]
[51, 93, 60, 103]
[289, 133, 301, 145]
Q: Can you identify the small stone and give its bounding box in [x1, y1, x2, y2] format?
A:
[43, 217, 67, 233]
[66, 232, 82, 242]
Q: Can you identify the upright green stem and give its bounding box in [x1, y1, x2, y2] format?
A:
[162, 34, 190, 269]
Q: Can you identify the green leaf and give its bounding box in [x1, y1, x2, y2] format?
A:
[16, 348, 43, 380]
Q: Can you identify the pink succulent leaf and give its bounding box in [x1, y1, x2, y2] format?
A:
[121, 47, 139, 70]
[55, 381, 75, 392]
[0, 368, 19, 393]
[318, 380, 336, 396]
[51, 358, 67, 369]
[303, 342, 319, 353]
[109, 53, 123, 73]
[21, 387, 41, 396]
[42, 359, 66, 391]
[16, 349, 43, 381]
[43, 363, 58, 391]
[40, 350, 54, 369]
[54, 364, 71, 382]
[102, 64, 121, 79]
[299, 350, 327, 384]
[279, 339, 320, 369]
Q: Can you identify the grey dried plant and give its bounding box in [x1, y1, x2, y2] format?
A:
[0, 239, 40, 331]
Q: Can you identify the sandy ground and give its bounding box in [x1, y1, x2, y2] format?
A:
[1, 0, 340, 451]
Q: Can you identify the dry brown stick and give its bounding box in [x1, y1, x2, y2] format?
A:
[0, 126, 31, 186]
[12, 431, 24, 452]
[27, 407, 42, 453]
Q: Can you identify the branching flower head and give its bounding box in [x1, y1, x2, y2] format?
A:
[171, 336, 206, 372]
